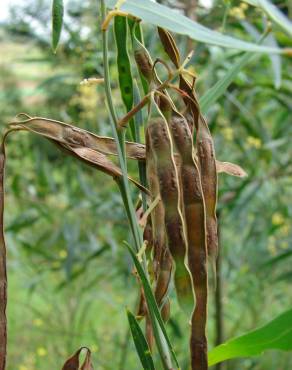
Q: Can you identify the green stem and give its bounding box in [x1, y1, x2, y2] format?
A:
[101, 0, 141, 252]
[100, 2, 173, 369]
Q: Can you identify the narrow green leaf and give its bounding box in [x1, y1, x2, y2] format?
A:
[127, 310, 155, 370]
[199, 51, 255, 114]
[243, 0, 292, 37]
[125, 243, 179, 368]
[261, 250, 292, 268]
[105, 0, 284, 54]
[208, 308, 292, 366]
[52, 0, 64, 53]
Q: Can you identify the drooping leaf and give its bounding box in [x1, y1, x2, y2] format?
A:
[241, 20, 282, 89]
[105, 0, 285, 54]
[208, 308, 292, 365]
[127, 310, 155, 370]
[261, 250, 292, 268]
[199, 51, 256, 114]
[52, 0, 64, 53]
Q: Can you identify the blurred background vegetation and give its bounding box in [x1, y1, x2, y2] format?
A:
[0, 0, 291, 369]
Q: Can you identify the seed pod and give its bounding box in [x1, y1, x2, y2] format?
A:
[160, 96, 208, 370]
[173, 117, 208, 370]
[157, 27, 180, 68]
[8, 118, 148, 194]
[9, 116, 146, 160]
[132, 27, 153, 90]
[145, 129, 165, 274]
[147, 101, 194, 315]
[146, 129, 172, 315]
[161, 298, 170, 322]
[62, 347, 94, 370]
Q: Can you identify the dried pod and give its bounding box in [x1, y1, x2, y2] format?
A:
[9, 116, 145, 160]
[147, 107, 194, 314]
[160, 97, 208, 370]
[62, 347, 93, 370]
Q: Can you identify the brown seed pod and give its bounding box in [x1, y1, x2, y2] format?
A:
[160, 96, 208, 370]
[146, 106, 194, 314]
[9, 116, 146, 160]
[146, 128, 172, 321]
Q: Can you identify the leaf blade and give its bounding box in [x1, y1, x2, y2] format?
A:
[52, 0, 64, 53]
[105, 0, 284, 54]
[208, 309, 292, 365]
[127, 310, 155, 370]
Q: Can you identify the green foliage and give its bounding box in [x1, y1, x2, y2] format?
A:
[209, 308, 292, 365]
[0, 0, 292, 369]
[105, 0, 285, 53]
[127, 310, 155, 370]
[52, 0, 64, 52]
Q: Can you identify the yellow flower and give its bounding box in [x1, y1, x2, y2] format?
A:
[222, 127, 234, 141]
[280, 241, 288, 249]
[33, 318, 44, 327]
[229, 6, 245, 19]
[272, 212, 285, 226]
[58, 249, 68, 259]
[268, 243, 277, 256]
[240, 2, 248, 10]
[36, 347, 47, 357]
[246, 136, 262, 149]
[279, 224, 290, 236]
[267, 236, 277, 256]
[91, 344, 98, 353]
[19, 366, 29, 370]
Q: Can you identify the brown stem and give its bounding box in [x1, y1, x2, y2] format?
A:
[214, 212, 224, 370]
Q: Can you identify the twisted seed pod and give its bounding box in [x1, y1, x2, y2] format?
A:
[9, 116, 145, 160]
[146, 129, 172, 315]
[160, 96, 208, 369]
[7, 118, 148, 194]
[146, 130, 165, 274]
[147, 105, 194, 314]
[157, 27, 219, 278]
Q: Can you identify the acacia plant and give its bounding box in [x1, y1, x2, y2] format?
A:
[0, 0, 291, 369]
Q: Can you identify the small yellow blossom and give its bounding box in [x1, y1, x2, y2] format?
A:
[222, 127, 234, 141]
[279, 224, 290, 236]
[240, 2, 248, 10]
[229, 6, 245, 19]
[246, 136, 262, 149]
[37, 347, 47, 357]
[267, 236, 277, 256]
[33, 318, 44, 327]
[272, 212, 285, 226]
[52, 261, 61, 269]
[19, 366, 29, 370]
[58, 249, 68, 259]
[280, 241, 289, 249]
[91, 344, 99, 353]
[239, 264, 249, 274]
[268, 243, 277, 256]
